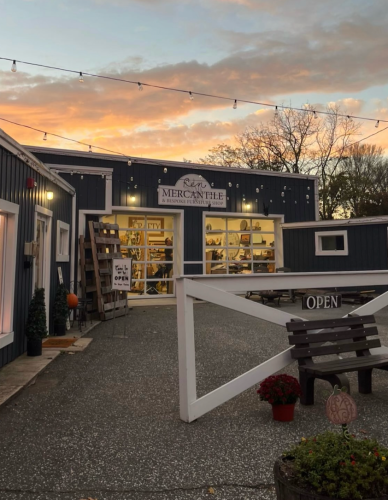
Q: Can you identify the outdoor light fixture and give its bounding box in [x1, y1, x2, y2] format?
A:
[245, 203, 251, 210]
[89, 145, 92, 153]
[79, 72, 84, 83]
[127, 159, 132, 166]
[11, 60, 17, 72]
[46, 191, 54, 200]
[189, 91, 194, 101]
[233, 100, 237, 109]
[375, 121, 380, 128]
[129, 195, 136, 202]
[138, 82, 143, 91]
[164, 168, 167, 173]
[43, 133, 47, 141]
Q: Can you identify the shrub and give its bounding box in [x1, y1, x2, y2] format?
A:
[282, 431, 388, 499]
[25, 288, 48, 339]
[53, 283, 69, 324]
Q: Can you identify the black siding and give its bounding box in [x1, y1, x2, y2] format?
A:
[0, 146, 73, 368]
[34, 152, 316, 273]
[284, 224, 388, 272]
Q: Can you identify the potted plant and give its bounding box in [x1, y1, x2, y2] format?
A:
[257, 374, 302, 422]
[53, 283, 69, 336]
[25, 287, 48, 356]
[274, 387, 388, 499]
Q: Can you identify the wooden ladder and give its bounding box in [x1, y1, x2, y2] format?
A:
[86, 221, 128, 321]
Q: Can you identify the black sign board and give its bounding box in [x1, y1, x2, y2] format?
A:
[302, 294, 342, 310]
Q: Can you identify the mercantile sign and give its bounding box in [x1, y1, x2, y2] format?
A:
[158, 174, 227, 208]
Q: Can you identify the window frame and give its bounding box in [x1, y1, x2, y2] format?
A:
[56, 220, 70, 262]
[0, 199, 19, 347]
[315, 230, 348, 256]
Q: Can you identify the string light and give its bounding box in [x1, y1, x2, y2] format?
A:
[79, 72, 84, 83]
[1, 56, 386, 125]
[233, 100, 237, 110]
[189, 91, 194, 101]
[375, 120, 380, 128]
[43, 132, 47, 141]
[274, 106, 279, 117]
[314, 111, 318, 119]
[11, 60, 17, 72]
[89, 145, 92, 153]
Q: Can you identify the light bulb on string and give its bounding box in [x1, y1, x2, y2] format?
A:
[274, 106, 279, 117]
[314, 111, 318, 119]
[189, 92, 194, 101]
[138, 82, 143, 91]
[233, 100, 237, 110]
[79, 72, 84, 83]
[43, 133, 47, 141]
[89, 145, 92, 153]
[375, 120, 380, 128]
[11, 60, 17, 72]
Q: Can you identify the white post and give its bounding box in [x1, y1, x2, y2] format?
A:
[176, 278, 197, 422]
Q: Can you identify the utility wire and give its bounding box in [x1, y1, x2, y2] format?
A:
[1, 56, 387, 124]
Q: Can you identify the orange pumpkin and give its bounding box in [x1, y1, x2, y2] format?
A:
[326, 386, 357, 425]
[67, 293, 79, 309]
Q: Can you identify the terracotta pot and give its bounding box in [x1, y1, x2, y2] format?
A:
[272, 403, 295, 422]
[273, 458, 386, 499]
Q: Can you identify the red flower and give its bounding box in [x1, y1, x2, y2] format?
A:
[351, 461, 356, 466]
[375, 452, 379, 457]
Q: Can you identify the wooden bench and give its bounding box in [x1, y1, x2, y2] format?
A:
[286, 315, 388, 405]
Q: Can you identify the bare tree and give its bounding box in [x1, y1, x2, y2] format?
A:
[200, 104, 361, 219]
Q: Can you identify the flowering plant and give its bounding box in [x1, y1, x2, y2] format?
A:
[281, 432, 388, 499]
[257, 374, 302, 405]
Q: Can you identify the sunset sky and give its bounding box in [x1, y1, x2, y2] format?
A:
[1, 0, 388, 162]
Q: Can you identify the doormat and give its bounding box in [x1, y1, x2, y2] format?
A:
[42, 338, 77, 348]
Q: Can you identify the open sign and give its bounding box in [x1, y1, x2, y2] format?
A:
[302, 294, 342, 310]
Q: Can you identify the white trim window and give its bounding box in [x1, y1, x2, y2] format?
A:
[56, 221, 70, 262]
[315, 230, 348, 256]
[0, 199, 19, 348]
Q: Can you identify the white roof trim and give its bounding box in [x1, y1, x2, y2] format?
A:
[24, 145, 319, 181]
[282, 216, 388, 229]
[48, 164, 113, 176]
[0, 130, 75, 196]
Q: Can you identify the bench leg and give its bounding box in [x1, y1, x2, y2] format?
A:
[325, 374, 350, 395]
[358, 369, 372, 394]
[299, 372, 315, 405]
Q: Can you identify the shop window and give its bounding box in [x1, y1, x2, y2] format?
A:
[0, 199, 18, 345]
[102, 214, 175, 297]
[205, 216, 277, 275]
[56, 221, 70, 262]
[315, 231, 348, 256]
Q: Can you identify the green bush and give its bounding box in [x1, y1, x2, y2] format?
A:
[282, 431, 388, 499]
[53, 283, 69, 324]
[25, 288, 48, 339]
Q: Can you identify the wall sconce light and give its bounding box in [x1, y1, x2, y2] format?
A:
[245, 203, 251, 210]
[46, 191, 54, 200]
[129, 195, 136, 203]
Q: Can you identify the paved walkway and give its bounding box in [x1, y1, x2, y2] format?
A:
[1, 302, 388, 499]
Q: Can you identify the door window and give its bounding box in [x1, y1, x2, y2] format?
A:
[35, 218, 46, 289]
[0, 214, 6, 332]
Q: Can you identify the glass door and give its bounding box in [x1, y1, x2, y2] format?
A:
[102, 214, 176, 298]
[34, 217, 46, 289]
[0, 214, 6, 332]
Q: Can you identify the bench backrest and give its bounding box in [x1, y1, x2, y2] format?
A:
[286, 315, 380, 362]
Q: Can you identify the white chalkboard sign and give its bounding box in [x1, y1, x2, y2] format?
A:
[112, 259, 132, 291]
